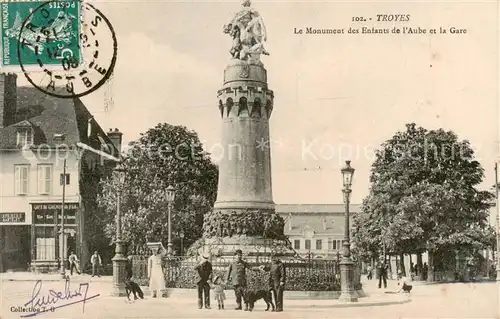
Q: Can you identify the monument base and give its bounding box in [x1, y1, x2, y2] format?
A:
[199, 236, 295, 261]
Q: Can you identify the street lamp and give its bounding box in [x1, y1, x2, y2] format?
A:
[111, 163, 127, 297]
[338, 160, 358, 302]
[166, 185, 176, 256]
[179, 230, 185, 257]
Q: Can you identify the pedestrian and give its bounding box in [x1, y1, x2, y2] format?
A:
[68, 252, 80, 275]
[366, 265, 373, 280]
[225, 249, 261, 311]
[148, 245, 166, 298]
[376, 257, 388, 289]
[211, 275, 226, 310]
[90, 251, 102, 277]
[422, 262, 428, 281]
[194, 252, 213, 309]
[268, 254, 286, 312]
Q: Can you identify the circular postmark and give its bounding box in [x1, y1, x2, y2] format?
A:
[17, 0, 117, 99]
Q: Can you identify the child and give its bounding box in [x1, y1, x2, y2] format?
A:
[211, 275, 226, 310]
[397, 272, 413, 293]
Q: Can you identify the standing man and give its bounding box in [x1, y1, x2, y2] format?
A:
[268, 254, 286, 312]
[90, 251, 102, 277]
[194, 253, 213, 309]
[376, 257, 388, 289]
[68, 252, 80, 275]
[226, 249, 260, 311]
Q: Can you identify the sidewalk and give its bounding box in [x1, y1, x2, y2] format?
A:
[0, 272, 410, 308]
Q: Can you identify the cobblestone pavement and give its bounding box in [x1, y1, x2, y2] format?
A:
[0, 275, 498, 319]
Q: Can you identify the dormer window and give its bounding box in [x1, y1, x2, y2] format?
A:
[17, 128, 34, 149]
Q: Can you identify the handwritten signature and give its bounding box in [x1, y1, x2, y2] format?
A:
[20, 279, 100, 318]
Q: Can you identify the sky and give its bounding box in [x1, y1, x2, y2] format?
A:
[17, 0, 500, 205]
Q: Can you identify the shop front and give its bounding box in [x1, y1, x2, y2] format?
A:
[30, 203, 80, 273]
[0, 212, 31, 272]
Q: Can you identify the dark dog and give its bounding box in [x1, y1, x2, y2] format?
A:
[401, 283, 413, 293]
[125, 279, 144, 301]
[243, 289, 275, 311]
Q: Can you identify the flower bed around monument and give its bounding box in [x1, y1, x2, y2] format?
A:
[130, 256, 346, 291]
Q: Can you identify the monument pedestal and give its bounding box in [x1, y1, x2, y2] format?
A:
[201, 235, 295, 261]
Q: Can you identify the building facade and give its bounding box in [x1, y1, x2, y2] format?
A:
[0, 73, 122, 273]
[276, 204, 361, 260]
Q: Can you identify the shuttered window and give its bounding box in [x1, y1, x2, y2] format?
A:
[15, 165, 30, 195]
[38, 165, 52, 194]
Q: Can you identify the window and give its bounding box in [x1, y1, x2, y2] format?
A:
[17, 129, 33, 148]
[38, 165, 52, 194]
[294, 239, 300, 249]
[14, 165, 30, 195]
[35, 226, 56, 261]
[316, 239, 322, 250]
[330, 239, 342, 250]
[305, 239, 311, 250]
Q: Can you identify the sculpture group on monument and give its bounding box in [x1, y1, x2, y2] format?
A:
[223, 0, 270, 63]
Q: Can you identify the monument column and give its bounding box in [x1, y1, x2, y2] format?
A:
[215, 61, 274, 211]
[202, 0, 286, 256]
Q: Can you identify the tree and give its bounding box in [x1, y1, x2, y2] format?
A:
[353, 123, 494, 281]
[97, 123, 218, 255]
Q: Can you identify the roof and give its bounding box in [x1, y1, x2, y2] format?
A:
[285, 215, 346, 235]
[0, 86, 118, 157]
[275, 203, 362, 214]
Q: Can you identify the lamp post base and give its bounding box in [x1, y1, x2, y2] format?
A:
[339, 259, 358, 302]
[111, 240, 128, 297]
[60, 265, 66, 278]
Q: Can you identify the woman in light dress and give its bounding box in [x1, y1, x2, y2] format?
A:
[148, 246, 166, 298]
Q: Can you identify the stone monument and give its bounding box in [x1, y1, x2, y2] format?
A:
[201, 0, 288, 259]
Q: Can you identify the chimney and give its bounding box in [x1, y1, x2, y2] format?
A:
[0, 73, 17, 129]
[107, 128, 123, 156]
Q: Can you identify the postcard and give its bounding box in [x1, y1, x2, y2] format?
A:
[0, 0, 498, 318]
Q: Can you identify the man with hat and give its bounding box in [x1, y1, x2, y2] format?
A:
[268, 253, 286, 312]
[376, 256, 389, 289]
[195, 252, 213, 309]
[226, 249, 261, 311]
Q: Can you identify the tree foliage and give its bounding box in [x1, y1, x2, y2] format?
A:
[97, 123, 218, 254]
[353, 123, 494, 261]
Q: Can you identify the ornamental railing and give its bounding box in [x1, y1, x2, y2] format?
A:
[129, 255, 358, 291]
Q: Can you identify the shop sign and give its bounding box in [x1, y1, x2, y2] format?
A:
[0, 212, 25, 223]
[32, 202, 79, 225]
[32, 203, 79, 211]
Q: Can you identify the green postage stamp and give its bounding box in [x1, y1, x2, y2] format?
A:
[1, 0, 81, 67]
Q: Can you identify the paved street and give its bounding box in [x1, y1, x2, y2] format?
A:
[0, 276, 498, 319]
